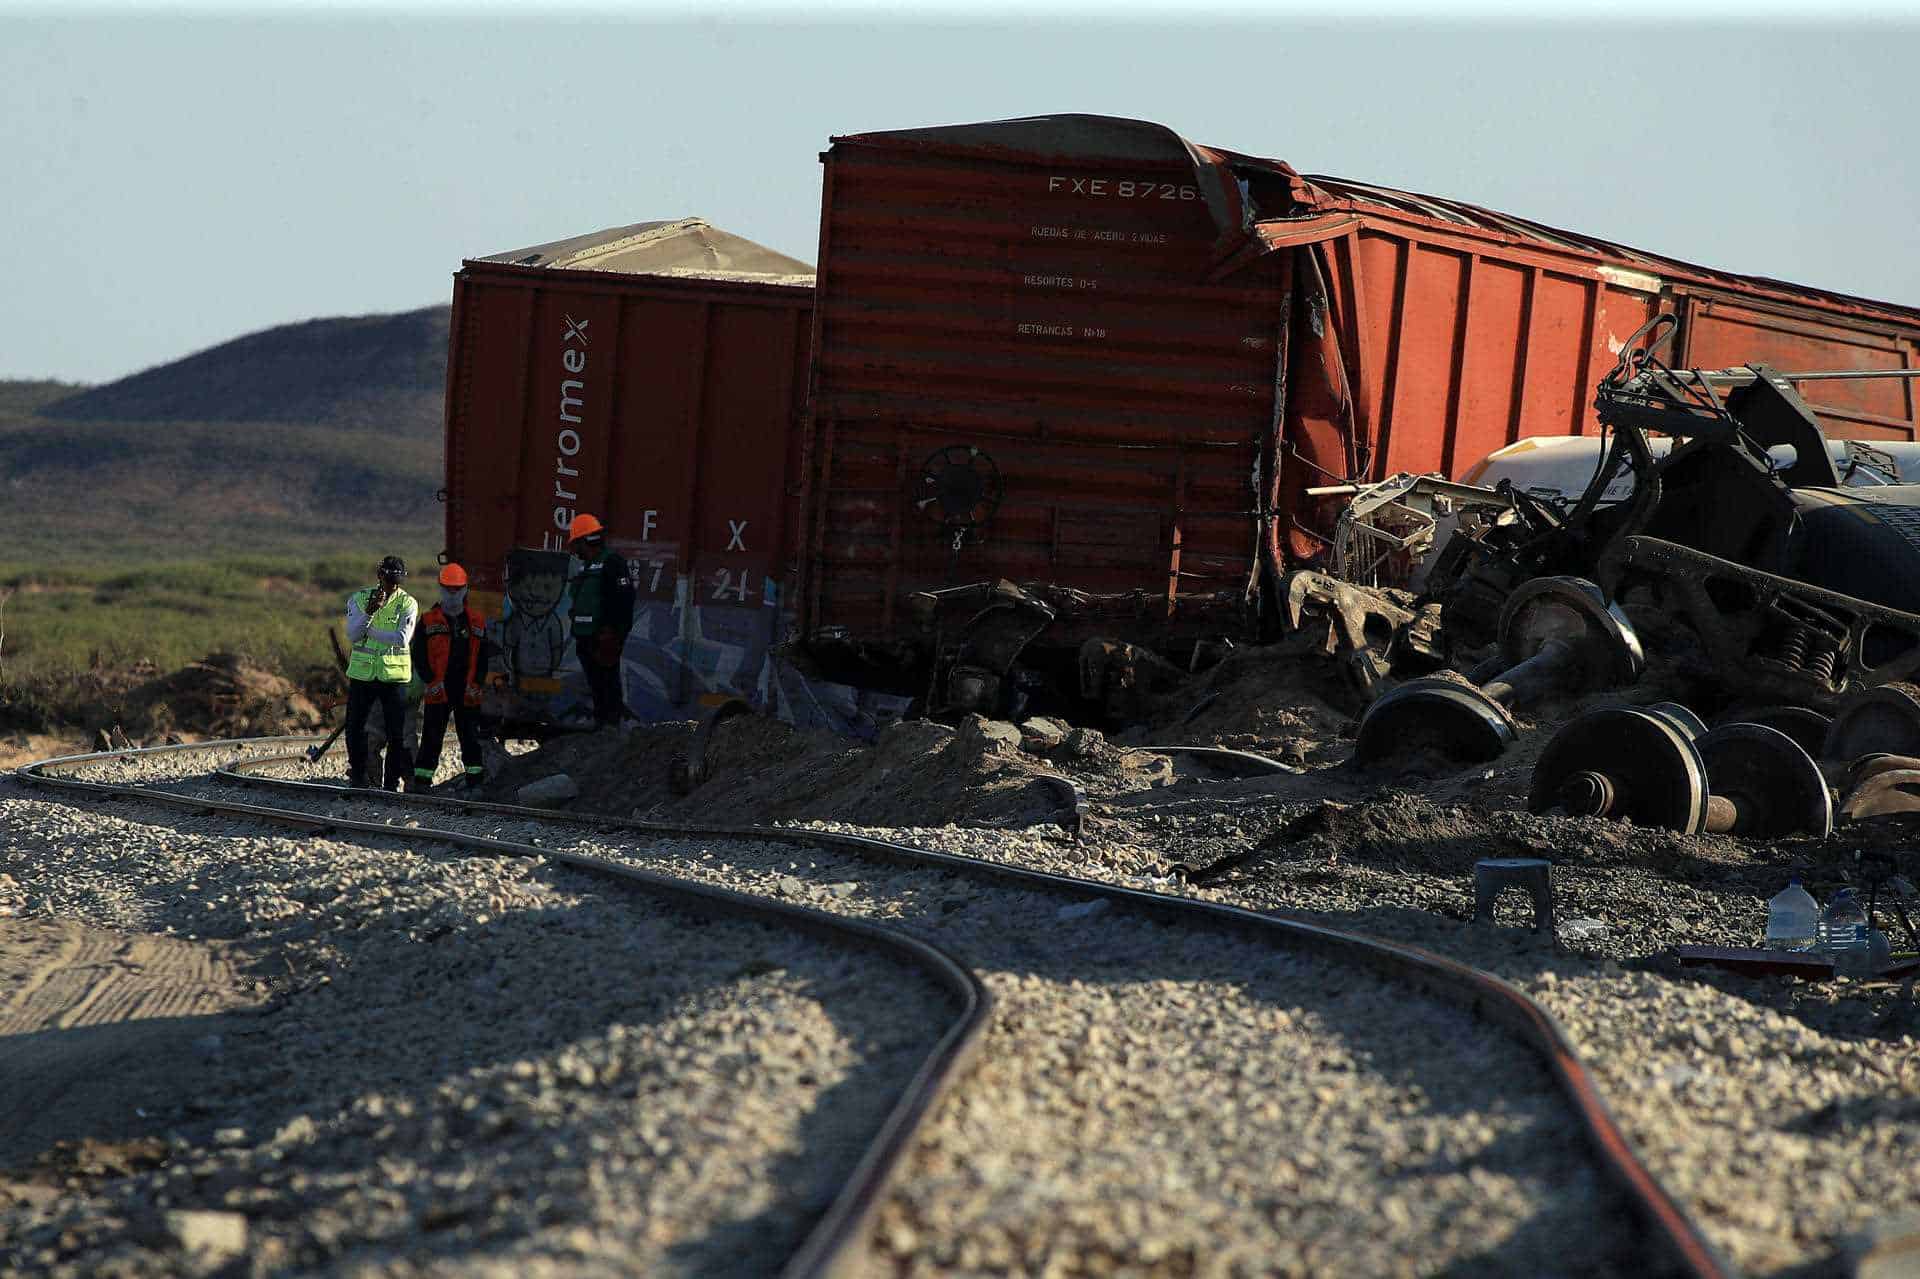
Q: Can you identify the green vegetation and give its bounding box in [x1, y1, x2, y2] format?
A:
[0, 304, 450, 730]
[0, 553, 435, 674]
[0, 551, 436, 730]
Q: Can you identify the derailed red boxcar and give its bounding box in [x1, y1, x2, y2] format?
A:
[794, 114, 1920, 719]
[441, 218, 814, 726]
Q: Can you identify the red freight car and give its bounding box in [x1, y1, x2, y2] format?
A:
[795, 114, 1920, 715]
[442, 218, 813, 727]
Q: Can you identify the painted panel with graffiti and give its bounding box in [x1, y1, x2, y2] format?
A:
[488, 548, 589, 723]
[484, 543, 906, 737]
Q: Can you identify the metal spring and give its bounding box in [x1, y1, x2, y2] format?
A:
[1805, 645, 1840, 684]
[1772, 626, 1812, 669]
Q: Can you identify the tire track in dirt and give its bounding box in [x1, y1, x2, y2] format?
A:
[0, 918, 267, 1166]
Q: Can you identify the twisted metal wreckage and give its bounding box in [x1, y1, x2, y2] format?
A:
[882, 314, 1920, 742]
[787, 116, 1920, 731]
[434, 115, 1920, 742]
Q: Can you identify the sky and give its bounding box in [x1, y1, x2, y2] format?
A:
[3, 7, 1917, 383]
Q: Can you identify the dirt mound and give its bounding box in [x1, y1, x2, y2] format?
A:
[1265, 794, 1491, 866]
[5, 654, 322, 743]
[485, 713, 1173, 831]
[1131, 645, 1358, 766]
[111, 653, 324, 742]
[482, 720, 706, 812]
[0, 734, 89, 770]
[1242, 789, 1765, 881]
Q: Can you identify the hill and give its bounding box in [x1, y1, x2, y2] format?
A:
[0, 381, 83, 416]
[0, 306, 448, 566]
[39, 306, 450, 431]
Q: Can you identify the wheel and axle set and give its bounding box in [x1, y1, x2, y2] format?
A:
[1352, 575, 1846, 838]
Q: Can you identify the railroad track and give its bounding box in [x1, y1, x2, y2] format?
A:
[14, 738, 1735, 1277]
[12, 738, 983, 1278]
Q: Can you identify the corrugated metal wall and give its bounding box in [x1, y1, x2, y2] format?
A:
[1678, 291, 1919, 441]
[1311, 224, 1920, 496]
[1319, 226, 1660, 482]
[804, 144, 1284, 642]
[444, 265, 812, 717]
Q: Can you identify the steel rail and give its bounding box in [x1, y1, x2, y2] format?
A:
[219, 744, 1734, 1279]
[13, 738, 992, 1279]
[18, 738, 1737, 1277]
[1135, 744, 1302, 775]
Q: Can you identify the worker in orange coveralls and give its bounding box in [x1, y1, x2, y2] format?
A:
[409, 563, 489, 792]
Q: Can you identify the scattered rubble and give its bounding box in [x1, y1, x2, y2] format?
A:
[1561, 917, 1610, 942]
[161, 1209, 248, 1267]
[515, 772, 580, 808]
[1018, 715, 1070, 752]
[483, 712, 1182, 832]
[18, 531, 1920, 1277]
[956, 715, 1023, 758]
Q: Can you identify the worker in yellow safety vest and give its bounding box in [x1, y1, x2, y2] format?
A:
[343, 555, 419, 789]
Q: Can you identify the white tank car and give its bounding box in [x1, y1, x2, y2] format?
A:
[1462, 435, 1920, 504]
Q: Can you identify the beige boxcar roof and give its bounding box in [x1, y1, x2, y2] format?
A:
[475, 217, 812, 283]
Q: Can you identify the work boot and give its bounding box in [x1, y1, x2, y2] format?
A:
[345, 775, 367, 790]
[409, 768, 435, 795]
[463, 768, 485, 792]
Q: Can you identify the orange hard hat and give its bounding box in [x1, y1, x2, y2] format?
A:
[568, 513, 605, 542]
[438, 563, 469, 588]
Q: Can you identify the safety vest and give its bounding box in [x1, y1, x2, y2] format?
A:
[569, 550, 633, 637]
[419, 605, 487, 703]
[347, 588, 416, 683]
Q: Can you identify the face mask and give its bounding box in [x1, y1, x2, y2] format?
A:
[440, 587, 468, 614]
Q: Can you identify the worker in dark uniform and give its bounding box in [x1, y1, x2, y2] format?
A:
[410, 563, 490, 791]
[566, 513, 635, 727]
[343, 555, 418, 790]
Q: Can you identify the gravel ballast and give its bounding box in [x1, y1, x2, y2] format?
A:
[805, 797, 1920, 1277]
[296, 706, 1918, 1275]
[0, 763, 955, 1277]
[127, 751, 1656, 1276]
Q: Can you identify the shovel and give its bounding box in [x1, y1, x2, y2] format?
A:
[306, 719, 347, 764]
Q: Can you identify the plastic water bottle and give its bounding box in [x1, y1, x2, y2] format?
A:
[1763, 878, 1820, 951]
[1821, 889, 1873, 977]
